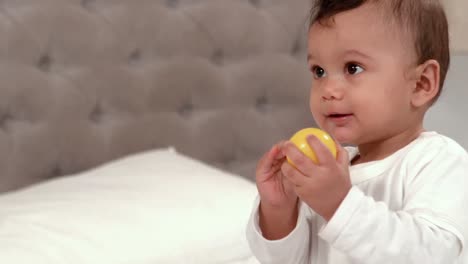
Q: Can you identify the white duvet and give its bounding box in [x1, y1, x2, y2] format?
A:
[0, 148, 260, 264]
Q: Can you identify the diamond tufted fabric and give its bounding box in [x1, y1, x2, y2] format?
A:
[0, 0, 315, 193]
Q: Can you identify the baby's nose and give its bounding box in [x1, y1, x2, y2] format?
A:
[321, 79, 345, 101]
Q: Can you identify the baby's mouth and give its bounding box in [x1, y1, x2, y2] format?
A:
[328, 113, 353, 118]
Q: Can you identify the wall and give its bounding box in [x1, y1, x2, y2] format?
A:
[443, 0, 468, 53]
[425, 1, 468, 148]
[425, 55, 468, 149]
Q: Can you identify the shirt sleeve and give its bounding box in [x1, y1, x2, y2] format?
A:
[318, 145, 468, 264]
[245, 196, 312, 264]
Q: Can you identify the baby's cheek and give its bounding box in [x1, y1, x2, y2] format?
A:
[309, 94, 321, 113]
[313, 114, 327, 131]
[309, 105, 322, 123]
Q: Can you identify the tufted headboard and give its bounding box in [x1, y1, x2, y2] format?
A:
[0, 0, 315, 193]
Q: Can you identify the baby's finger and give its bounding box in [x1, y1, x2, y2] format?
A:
[281, 172, 297, 198]
[283, 141, 318, 176]
[306, 135, 335, 165]
[281, 162, 308, 187]
[257, 145, 279, 174]
[274, 141, 288, 159]
[266, 145, 281, 164]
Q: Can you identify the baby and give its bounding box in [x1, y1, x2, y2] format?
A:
[246, 0, 468, 263]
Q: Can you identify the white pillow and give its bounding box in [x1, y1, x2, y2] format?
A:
[0, 148, 259, 264]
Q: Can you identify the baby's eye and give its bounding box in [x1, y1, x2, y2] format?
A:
[311, 66, 327, 79]
[346, 63, 364, 75]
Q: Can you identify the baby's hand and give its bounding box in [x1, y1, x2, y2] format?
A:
[256, 141, 298, 210]
[281, 135, 351, 221]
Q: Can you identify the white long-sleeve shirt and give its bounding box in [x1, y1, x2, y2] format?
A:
[246, 131, 468, 264]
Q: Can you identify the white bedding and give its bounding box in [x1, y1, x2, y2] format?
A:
[0, 148, 260, 264]
[227, 256, 261, 264]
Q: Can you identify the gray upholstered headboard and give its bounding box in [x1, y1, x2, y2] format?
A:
[0, 0, 314, 193]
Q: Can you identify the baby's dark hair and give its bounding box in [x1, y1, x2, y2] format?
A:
[309, 0, 450, 103]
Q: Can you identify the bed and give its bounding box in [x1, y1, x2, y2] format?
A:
[0, 0, 313, 263]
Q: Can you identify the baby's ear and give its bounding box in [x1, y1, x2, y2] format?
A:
[411, 59, 440, 107]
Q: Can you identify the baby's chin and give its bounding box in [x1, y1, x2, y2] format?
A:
[334, 136, 356, 146]
[326, 128, 358, 146]
[316, 121, 361, 145]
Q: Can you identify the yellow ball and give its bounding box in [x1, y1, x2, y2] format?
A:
[287, 128, 337, 166]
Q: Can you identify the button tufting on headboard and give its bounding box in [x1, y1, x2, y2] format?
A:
[166, 0, 179, 9]
[291, 39, 303, 57]
[49, 165, 63, 180]
[0, 112, 13, 132]
[255, 95, 271, 113]
[177, 101, 195, 118]
[211, 49, 224, 66]
[81, 0, 97, 12]
[89, 104, 104, 124]
[37, 54, 53, 72]
[248, 0, 261, 8]
[128, 49, 142, 66]
[0, 0, 315, 193]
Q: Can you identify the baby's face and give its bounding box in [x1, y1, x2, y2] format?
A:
[308, 3, 419, 145]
